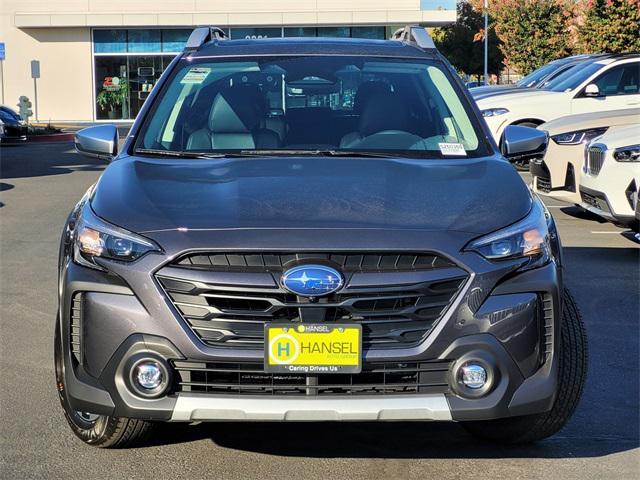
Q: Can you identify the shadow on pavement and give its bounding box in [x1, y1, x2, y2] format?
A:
[141, 247, 639, 459]
[0, 142, 106, 181]
[560, 206, 609, 223]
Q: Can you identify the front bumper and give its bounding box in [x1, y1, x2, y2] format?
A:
[58, 228, 562, 423]
[579, 185, 636, 226]
[171, 393, 452, 422]
[530, 141, 583, 204]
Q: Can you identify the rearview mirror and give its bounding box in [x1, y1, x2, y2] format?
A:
[584, 83, 601, 97]
[74, 125, 118, 161]
[501, 125, 548, 161]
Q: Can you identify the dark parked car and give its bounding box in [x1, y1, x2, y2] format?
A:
[0, 106, 28, 144]
[56, 26, 587, 448]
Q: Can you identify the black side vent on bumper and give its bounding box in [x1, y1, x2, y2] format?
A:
[156, 251, 468, 350]
[541, 294, 554, 364]
[70, 293, 83, 364]
[172, 361, 452, 396]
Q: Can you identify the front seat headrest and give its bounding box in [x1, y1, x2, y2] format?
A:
[353, 81, 393, 115]
[208, 86, 262, 133]
[358, 93, 411, 137]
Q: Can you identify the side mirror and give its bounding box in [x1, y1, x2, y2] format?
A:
[584, 83, 601, 97]
[501, 125, 548, 160]
[74, 125, 118, 161]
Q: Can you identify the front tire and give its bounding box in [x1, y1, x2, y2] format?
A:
[461, 289, 588, 444]
[54, 316, 156, 448]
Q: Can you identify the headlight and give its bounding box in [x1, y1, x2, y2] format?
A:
[466, 198, 551, 270]
[613, 144, 640, 162]
[74, 203, 161, 270]
[481, 108, 509, 118]
[551, 127, 608, 145]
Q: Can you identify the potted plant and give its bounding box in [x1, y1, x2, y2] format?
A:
[96, 78, 129, 119]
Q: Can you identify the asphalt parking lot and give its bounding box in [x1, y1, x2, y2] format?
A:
[1, 142, 638, 480]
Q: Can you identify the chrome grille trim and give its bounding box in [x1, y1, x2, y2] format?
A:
[585, 144, 606, 176]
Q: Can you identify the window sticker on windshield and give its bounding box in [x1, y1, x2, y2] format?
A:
[439, 143, 467, 156]
[180, 67, 211, 84]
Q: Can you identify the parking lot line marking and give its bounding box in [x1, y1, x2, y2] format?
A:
[590, 231, 621, 234]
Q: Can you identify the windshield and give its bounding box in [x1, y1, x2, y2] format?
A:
[0, 108, 20, 122]
[516, 61, 560, 88]
[136, 55, 488, 159]
[543, 61, 608, 92]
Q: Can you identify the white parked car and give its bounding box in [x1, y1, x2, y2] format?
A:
[477, 54, 640, 144]
[579, 124, 640, 230]
[531, 108, 640, 204]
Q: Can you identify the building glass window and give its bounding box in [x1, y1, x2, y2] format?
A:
[94, 56, 130, 120]
[230, 28, 282, 40]
[351, 27, 386, 39]
[127, 30, 161, 53]
[284, 27, 317, 37]
[162, 29, 192, 52]
[317, 27, 351, 38]
[94, 30, 127, 53]
[92, 26, 390, 120]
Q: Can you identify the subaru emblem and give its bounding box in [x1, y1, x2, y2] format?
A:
[281, 265, 344, 297]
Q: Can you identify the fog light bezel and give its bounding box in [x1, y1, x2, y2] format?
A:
[128, 357, 170, 399]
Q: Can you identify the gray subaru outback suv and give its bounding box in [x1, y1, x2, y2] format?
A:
[56, 26, 587, 448]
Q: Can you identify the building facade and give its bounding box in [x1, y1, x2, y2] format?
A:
[0, 1, 456, 122]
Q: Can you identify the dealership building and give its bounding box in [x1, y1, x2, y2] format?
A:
[0, 1, 456, 122]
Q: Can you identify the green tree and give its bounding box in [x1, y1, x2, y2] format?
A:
[490, 0, 573, 74]
[432, 1, 504, 79]
[576, 0, 640, 53]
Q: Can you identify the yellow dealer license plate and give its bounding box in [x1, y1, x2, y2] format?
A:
[265, 324, 362, 374]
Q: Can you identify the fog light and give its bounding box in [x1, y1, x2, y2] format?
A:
[459, 363, 487, 389]
[134, 361, 163, 390]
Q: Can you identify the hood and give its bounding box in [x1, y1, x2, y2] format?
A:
[476, 89, 560, 109]
[471, 85, 522, 99]
[470, 85, 516, 94]
[591, 123, 640, 148]
[540, 108, 640, 135]
[90, 155, 532, 236]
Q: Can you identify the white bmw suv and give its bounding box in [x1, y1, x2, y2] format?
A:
[477, 54, 640, 144]
[580, 124, 640, 230]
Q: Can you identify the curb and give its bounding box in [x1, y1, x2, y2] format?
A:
[27, 132, 76, 143]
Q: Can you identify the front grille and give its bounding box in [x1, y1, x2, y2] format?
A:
[175, 252, 455, 272]
[70, 294, 83, 364]
[157, 251, 468, 349]
[585, 145, 606, 176]
[537, 176, 552, 193]
[581, 190, 611, 214]
[172, 360, 452, 396]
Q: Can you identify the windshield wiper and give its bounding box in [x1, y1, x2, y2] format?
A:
[135, 148, 258, 159]
[237, 149, 412, 159]
[135, 148, 417, 159]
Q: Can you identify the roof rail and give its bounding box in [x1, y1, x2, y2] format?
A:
[184, 26, 227, 52]
[391, 25, 436, 50]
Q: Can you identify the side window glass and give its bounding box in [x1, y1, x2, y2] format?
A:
[591, 64, 640, 96]
[618, 64, 640, 95]
[593, 66, 624, 96]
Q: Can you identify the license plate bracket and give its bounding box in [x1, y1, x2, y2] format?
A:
[264, 323, 362, 374]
